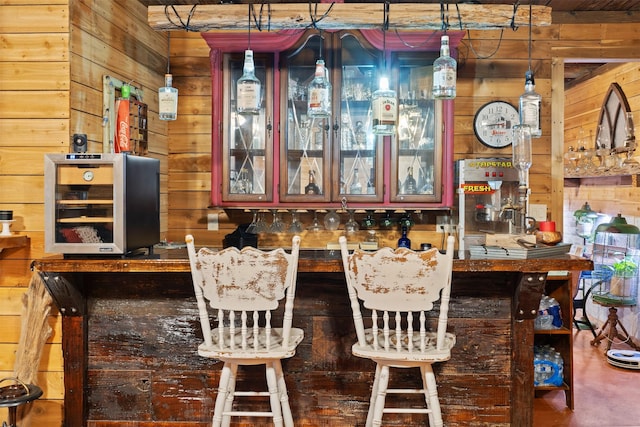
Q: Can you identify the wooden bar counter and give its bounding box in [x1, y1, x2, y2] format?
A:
[32, 250, 592, 427]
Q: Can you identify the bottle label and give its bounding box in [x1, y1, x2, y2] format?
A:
[237, 83, 261, 111]
[522, 101, 540, 132]
[372, 96, 397, 125]
[433, 67, 456, 89]
[308, 88, 328, 110]
[159, 90, 178, 118]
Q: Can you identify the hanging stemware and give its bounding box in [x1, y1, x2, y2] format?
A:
[288, 210, 304, 233]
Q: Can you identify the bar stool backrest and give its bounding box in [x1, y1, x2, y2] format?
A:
[339, 235, 456, 353]
[185, 235, 301, 353]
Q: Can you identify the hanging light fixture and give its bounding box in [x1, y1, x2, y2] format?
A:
[372, 2, 397, 135]
[307, 31, 331, 118]
[158, 32, 178, 121]
[432, 2, 456, 99]
[236, 4, 261, 115]
[519, 1, 542, 137]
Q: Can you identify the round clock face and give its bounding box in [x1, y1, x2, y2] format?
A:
[82, 170, 94, 182]
[473, 101, 520, 148]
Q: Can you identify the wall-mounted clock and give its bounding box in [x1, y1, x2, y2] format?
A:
[473, 101, 520, 149]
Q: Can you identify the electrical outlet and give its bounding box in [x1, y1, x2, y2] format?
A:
[436, 223, 458, 234]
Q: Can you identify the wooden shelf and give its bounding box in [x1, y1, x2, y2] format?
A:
[564, 174, 639, 187]
[0, 234, 28, 250]
[57, 217, 113, 223]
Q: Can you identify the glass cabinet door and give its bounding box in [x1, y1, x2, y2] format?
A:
[390, 52, 442, 203]
[222, 52, 273, 202]
[334, 33, 383, 202]
[281, 33, 332, 202]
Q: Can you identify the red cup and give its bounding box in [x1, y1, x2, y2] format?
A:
[539, 221, 556, 232]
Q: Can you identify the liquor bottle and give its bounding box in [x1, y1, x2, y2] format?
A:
[372, 76, 397, 135]
[432, 35, 457, 99]
[403, 166, 417, 194]
[350, 168, 363, 194]
[304, 170, 321, 195]
[354, 121, 367, 149]
[158, 73, 178, 121]
[236, 50, 261, 115]
[519, 70, 542, 138]
[397, 226, 411, 249]
[308, 59, 331, 118]
[366, 167, 375, 194]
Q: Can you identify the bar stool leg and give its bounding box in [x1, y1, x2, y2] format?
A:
[7, 406, 17, 427]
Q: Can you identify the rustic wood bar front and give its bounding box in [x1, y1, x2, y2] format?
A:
[31, 252, 591, 427]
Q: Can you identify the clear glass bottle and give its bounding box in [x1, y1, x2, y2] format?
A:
[236, 49, 261, 115]
[366, 167, 375, 194]
[397, 226, 411, 249]
[432, 35, 457, 99]
[307, 59, 332, 118]
[350, 168, 363, 194]
[354, 121, 366, 149]
[403, 166, 417, 194]
[519, 70, 542, 138]
[372, 76, 397, 135]
[304, 169, 321, 195]
[158, 73, 178, 121]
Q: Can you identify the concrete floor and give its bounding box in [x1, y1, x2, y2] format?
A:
[533, 328, 640, 427]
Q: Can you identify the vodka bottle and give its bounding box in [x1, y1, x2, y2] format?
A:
[519, 70, 542, 138]
[308, 59, 331, 118]
[366, 167, 375, 194]
[158, 74, 178, 121]
[304, 170, 321, 195]
[403, 166, 417, 194]
[397, 226, 411, 249]
[432, 35, 457, 99]
[236, 50, 261, 115]
[372, 76, 397, 135]
[350, 168, 363, 194]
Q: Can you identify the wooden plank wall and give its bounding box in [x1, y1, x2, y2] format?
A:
[563, 62, 640, 240]
[0, 0, 168, 424]
[1, 1, 640, 424]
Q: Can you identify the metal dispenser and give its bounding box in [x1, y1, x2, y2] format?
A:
[455, 158, 522, 258]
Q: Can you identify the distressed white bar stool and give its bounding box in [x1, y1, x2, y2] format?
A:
[339, 235, 456, 427]
[186, 235, 303, 427]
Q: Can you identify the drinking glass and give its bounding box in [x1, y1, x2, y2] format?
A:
[307, 210, 323, 231]
[288, 210, 304, 233]
[344, 210, 359, 234]
[269, 210, 286, 233]
[245, 210, 259, 234]
[323, 209, 341, 231]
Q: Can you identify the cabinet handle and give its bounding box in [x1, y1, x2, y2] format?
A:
[266, 117, 273, 135]
[333, 118, 339, 137]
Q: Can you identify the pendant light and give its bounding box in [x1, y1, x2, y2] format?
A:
[432, 2, 457, 99]
[307, 31, 331, 118]
[372, 2, 397, 135]
[236, 4, 262, 115]
[519, 2, 542, 137]
[158, 32, 178, 121]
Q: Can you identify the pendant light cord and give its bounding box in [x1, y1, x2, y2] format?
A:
[166, 32, 171, 75]
[247, 3, 251, 50]
[528, 1, 532, 73]
[383, 1, 389, 72]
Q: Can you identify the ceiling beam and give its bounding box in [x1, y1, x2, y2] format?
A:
[148, 3, 552, 32]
